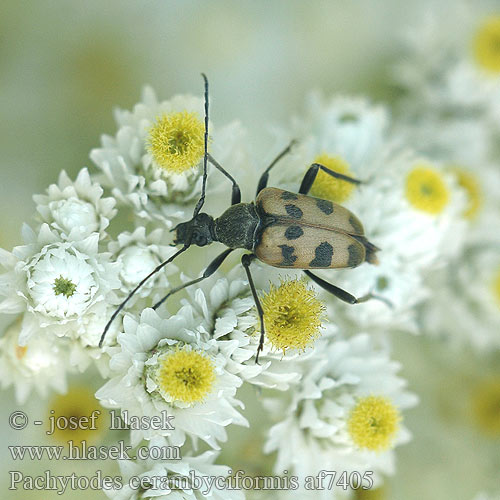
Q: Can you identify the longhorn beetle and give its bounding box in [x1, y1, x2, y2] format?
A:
[99, 74, 382, 363]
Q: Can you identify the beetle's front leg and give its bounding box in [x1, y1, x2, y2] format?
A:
[241, 253, 266, 364]
[207, 154, 241, 205]
[152, 248, 234, 311]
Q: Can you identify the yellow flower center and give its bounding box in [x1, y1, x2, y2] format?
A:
[148, 111, 205, 173]
[405, 165, 449, 215]
[48, 387, 105, 445]
[347, 396, 400, 451]
[260, 279, 325, 354]
[472, 377, 500, 436]
[156, 347, 216, 404]
[310, 154, 356, 203]
[450, 167, 482, 220]
[473, 16, 500, 73]
[492, 266, 500, 308]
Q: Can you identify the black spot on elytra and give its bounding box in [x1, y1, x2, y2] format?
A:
[285, 204, 303, 219]
[309, 241, 333, 267]
[316, 199, 334, 215]
[281, 191, 298, 200]
[278, 244, 297, 266]
[284, 225, 304, 240]
[349, 215, 364, 234]
[348, 244, 362, 267]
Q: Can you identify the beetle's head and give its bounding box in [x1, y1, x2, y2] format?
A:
[173, 212, 215, 247]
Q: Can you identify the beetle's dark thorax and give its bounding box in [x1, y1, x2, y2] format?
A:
[214, 203, 262, 250]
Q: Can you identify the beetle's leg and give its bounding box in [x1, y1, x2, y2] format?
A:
[304, 270, 390, 306]
[207, 154, 241, 205]
[152, 248, 234, 311]
[99, 244, 191, 347]
[299, 163, 362, 195]
[241, 254, 266, 364]
[256, 140, 296, 196]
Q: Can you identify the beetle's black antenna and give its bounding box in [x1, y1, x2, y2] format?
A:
[152, 248, 234, 311]
[193, 73, 210, 217]
[100, 76, 210, 348]
[98, 244, 190, 347]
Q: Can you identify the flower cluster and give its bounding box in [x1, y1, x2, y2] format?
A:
[393, 5, 500, 353]
[263, 334, 417, 492]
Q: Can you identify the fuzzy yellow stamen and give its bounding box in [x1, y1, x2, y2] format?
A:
[148, 111, 205, 173]
[260, 279, 325, 354]
[451, 168, 482, 220]
[157, 347, 216, 404]
[405, 165, 449, 215]
[310, 154, 356, 203]
[48, 387, 104, 445]
[347, 396, 400, 451]
[492, 266, 500, 308]
[473, 16, 500, 73]
[472, 377, 500, 436]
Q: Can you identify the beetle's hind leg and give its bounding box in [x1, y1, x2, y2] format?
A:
[256, 140, 296, 196]
[299, 163, 362, 196]
[304, 270, 391, 307]
[241, 254, 266, 364]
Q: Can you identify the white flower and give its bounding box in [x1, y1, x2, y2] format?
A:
[395, 113, 491, 172]
[264, 94, 390, 193]
[0, 224, 121, 345]
[96, 307, 247, 449]
[329, 152, 466, 332]
[393, 6, 500, 121]
[0, 316, 71, 403]
[181, 271, 303, 391]
[90, 86, 250, 226]
[263, 334, 417, 491]
[33, 167, 116, 241]
[420, 244, 500, 352]
[64, 300, 123, 375]
[291, 94, 390, 177]
[109, 227, 178, 304]
[393, 121, 500, 243]
[105, 440, 244, 500]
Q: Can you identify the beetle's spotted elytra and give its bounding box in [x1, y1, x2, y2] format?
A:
[99, 75, 383, 363]
[253, 187, 378, 270]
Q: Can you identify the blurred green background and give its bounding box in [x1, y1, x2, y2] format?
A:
[1, 1, 499, 499]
